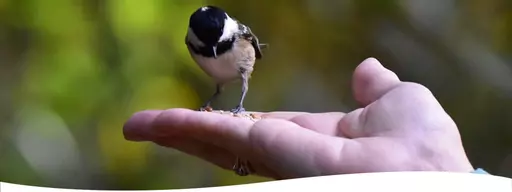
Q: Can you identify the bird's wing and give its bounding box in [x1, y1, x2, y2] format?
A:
[240, 24, 264, 59]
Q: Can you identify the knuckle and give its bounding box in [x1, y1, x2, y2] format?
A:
[248, 118, 281, 149]
[402, 82, 433, 95]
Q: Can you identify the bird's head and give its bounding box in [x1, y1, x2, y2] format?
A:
[187, 6, 240, 57]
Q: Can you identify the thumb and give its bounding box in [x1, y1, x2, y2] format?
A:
[352, 57, 401, 106]
[340, 58, 402, 138]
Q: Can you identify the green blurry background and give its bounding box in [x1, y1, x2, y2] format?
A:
[1, 0, 512, 190]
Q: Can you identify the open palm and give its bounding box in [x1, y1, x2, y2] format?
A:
[123, 58, 474, 179]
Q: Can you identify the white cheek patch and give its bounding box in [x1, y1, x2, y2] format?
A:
[219, 14, 240, 42]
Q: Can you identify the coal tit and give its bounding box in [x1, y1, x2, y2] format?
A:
[185, 5, 266, 114]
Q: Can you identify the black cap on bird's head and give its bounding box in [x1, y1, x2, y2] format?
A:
[189, 6, 230, 57]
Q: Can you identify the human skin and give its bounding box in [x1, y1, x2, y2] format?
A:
[123, 57, 475, 179]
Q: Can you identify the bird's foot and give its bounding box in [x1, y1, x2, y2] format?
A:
[199, 105, 213, 112]
[230, 105, 245, 114]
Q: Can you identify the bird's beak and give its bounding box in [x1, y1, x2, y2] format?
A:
[213, 45, 218, 58]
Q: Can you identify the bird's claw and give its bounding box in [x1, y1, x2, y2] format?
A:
[230, 105, 245, 114]
[199, 105, 213, 112]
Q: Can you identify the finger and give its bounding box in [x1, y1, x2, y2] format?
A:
[288, 112, 346, 135]
[124, 109, 279, 178]
[258, 112, 346, 136]
[151, 136, 278, 178]
[202, 110, 345, 134]
[337, 108, 366, 138]
[352, 57, 401, 106]
[149, 108, 255, 155]
[124, 109, 254, 153]
[248, 118, 353, 178]
[259, 112, 310, 120]
[153, 136, 234, 169]
[123, 110, 162, 141]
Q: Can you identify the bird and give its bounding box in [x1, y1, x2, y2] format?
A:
[185, 5, 267, 114]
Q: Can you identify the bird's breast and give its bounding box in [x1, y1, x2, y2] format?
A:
[189, 41, 256, 84]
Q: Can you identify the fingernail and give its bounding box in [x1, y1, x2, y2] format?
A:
[123, 110, 162, 141]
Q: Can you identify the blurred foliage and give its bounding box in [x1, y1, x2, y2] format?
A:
[0, 0, 511, 190]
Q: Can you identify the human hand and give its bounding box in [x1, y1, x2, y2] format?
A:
[123, 57, 474, 179]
